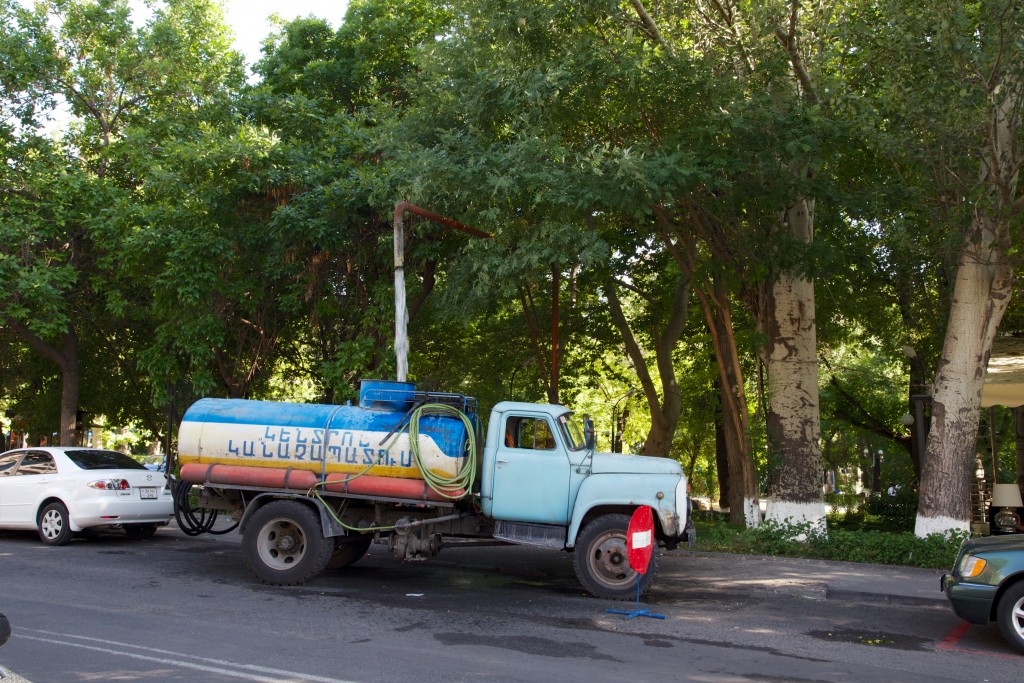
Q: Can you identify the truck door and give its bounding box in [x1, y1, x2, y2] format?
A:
[489, 414, 571, 525]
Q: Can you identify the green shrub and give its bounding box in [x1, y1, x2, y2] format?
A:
[692, 517, 966, 569]
[863, 489, 918, 532]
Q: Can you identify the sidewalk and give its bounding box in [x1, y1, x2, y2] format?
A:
[673, 551, 948, 608]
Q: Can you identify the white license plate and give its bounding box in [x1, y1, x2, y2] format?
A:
[139, 487, 158, 499]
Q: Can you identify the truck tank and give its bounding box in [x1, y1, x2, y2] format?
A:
[177, 380, 477, 502]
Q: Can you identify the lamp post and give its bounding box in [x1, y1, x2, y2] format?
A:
[611, 388, 635, 454]
[874, 449, 883, 493]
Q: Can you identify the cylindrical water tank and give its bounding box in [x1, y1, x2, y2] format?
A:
[177, 381, 471, 484]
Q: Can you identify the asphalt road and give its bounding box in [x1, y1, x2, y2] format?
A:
[0, 524, 1021, 682]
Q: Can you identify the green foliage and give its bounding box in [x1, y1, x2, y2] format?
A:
[693, 516, 967, 570]
[825, 490, 920, 533]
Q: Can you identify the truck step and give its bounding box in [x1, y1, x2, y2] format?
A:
[493, 521, 566, 549]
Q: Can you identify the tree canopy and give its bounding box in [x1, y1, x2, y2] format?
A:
[2, 0, 1022, 536]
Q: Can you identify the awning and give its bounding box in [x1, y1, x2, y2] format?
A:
[982, 336, 1024, 408]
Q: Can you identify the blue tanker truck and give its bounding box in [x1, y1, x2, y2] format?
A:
[173, 380, 695, 599]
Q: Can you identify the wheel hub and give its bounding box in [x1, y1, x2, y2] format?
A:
[275, 534, 297, 552]
[41, 511, 63, 538]
[593, 535, 632, 584]
[257, 519, 306, 568]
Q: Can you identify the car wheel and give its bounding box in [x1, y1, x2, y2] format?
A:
[38, 501, 73, 546]
[996, 581, 1024, 653]
[123, 524, 158, 540]
[572, 513, 660, 600]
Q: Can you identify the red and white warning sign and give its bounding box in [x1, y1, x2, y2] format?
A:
[626, 505, 655, 574]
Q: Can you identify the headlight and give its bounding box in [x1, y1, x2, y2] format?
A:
[959, 554, 988, 579]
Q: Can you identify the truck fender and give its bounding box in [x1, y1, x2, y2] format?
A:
[566, 475, 682, 547]
[238, 493, 346, 539]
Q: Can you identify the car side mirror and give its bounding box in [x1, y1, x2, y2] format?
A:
[583, 415, 595, 451]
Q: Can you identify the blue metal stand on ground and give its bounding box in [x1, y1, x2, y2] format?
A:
[606, 579, 665, 620]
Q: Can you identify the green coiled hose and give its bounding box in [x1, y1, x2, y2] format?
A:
[310, 402, 477, 531]
[407, 403, 477, 500]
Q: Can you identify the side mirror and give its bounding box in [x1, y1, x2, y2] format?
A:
[583, 415, 595, 451]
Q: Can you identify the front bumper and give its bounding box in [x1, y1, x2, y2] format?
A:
[662, 498, 697, 551]
[942, 573, 997, 625]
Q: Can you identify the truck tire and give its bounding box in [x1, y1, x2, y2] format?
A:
[573, 513, 660, 600]
[242, 500, 333, 585]
[996, 581, 1024, 653]
[327, 535, 372, 569]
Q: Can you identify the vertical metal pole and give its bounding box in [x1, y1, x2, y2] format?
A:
[991, 406, 999, 482]
[394, 205, 408, 383]
[550, 265, 560, 404]
[611, 407, 617, 455]
[391, 202, 492, 384]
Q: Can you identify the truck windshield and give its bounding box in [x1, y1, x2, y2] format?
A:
[558, 413, 586, 451]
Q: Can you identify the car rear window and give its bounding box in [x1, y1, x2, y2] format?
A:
[65, 449, 148, 470]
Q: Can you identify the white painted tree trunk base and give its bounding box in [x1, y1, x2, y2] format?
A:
[914, 514, 969, 538]
[743, 497, 762, 528]
[765, 499, 827, 539]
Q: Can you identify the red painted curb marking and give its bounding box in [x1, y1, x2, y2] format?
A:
[936, 621, 970, 650]
[937, 620, 1024, 661]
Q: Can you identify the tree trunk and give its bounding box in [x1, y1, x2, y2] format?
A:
[59, 331, 80, 446]
[915, 67, 1021, 537]
[657, 221, 760, 526]
[915, 217, 1013, 535]
[760, 199, 826, 529]
[698, 276, 760, 526]
[6, 320, 80, 446]
[714, 401, 730, 510]
[605, 275, 688, 458]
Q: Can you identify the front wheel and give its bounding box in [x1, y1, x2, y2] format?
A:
[38, 501, 73, 546]
[996, 581, 1024, 653]
[573, 513, 659, 600]
[242, 500, 333, 585]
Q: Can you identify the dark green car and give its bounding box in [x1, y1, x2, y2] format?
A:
[943, 534, 1024, 653]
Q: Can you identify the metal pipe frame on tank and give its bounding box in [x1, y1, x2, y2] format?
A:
[392, 202, 492, 382]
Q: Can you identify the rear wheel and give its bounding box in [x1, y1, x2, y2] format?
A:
[123, 524, 158, 540]
[242, 500, 332, 585]
[573, 513, 659, 600]
[38, 502, 73, 546]
[327, 534, 372, 569]
[996, 581, 1024, 653]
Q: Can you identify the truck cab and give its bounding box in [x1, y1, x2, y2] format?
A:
[479, 401, 693, 597]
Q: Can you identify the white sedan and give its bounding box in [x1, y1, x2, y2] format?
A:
[0, 447, 174, 545]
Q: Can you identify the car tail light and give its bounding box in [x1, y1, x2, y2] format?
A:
[87, 479, 131, 491]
